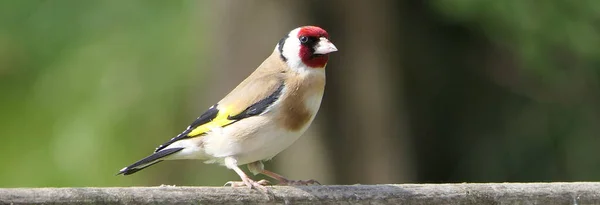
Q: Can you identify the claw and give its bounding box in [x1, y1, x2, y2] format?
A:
[223, 181, 242, 187]
[255, 179, 271, 186]
[225, 179, 270, 192]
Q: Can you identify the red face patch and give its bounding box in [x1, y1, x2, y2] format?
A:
[297, 26, 329, 39]
[297, 26, 331, 68]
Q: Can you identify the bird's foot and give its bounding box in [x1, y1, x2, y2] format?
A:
[277, 179, 320, 186]
[225, 179, 270, 192]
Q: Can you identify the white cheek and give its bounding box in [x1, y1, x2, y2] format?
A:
[281, 40, 301, 67]
[279, 28, 316, 73]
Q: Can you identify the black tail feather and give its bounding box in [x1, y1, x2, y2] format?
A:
[118, 160, 163, 175]
[117, 147, 183, 175]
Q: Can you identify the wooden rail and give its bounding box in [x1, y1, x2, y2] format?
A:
[1, 182, 599, 204]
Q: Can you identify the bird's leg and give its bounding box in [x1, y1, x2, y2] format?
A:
[247, 161, 320, 186]
[223, 157, 269, 191]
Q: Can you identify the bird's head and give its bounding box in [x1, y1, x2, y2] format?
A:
[277, 26, 338, 71]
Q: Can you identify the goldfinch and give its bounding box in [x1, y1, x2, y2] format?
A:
[117, 26, 337, 190]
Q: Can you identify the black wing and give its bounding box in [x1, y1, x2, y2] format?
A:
[154, 105, 220, 152]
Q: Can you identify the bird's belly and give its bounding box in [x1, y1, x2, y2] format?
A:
[201, 115, 307, 165]
[234, 129, 303, 165]
[200, 89, 323, 165]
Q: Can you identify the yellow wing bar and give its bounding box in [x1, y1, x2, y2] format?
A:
[187, 107, 235, 137]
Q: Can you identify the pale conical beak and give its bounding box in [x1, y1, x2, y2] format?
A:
[313, 37, 338, 55]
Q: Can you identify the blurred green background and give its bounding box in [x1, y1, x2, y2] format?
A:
[1, 0, 599, 187]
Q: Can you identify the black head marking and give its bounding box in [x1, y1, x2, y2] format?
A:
[299, 36, 318, 46]
[298, 36, 320, 58]
[278, 36, 288, 62]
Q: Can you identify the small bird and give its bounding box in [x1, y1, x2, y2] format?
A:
[117, 26, 337, 190]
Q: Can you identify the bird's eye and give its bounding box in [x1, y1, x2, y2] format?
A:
[299, 36, 309, 44]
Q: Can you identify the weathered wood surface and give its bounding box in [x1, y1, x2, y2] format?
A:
[1, 183, 599, 204]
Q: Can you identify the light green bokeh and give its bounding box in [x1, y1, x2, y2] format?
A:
[0, 0, 229, 187]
